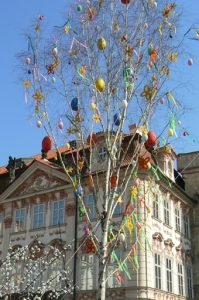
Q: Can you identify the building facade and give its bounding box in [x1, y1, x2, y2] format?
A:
[0, 135, 196, 300]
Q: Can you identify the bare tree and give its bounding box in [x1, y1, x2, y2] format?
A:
[18, 1, 182, 299]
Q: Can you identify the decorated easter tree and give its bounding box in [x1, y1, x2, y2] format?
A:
[20, 1, 181, 299]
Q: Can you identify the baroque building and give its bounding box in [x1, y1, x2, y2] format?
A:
[0, 129, 196, 300]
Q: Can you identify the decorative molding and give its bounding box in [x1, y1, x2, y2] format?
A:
[4, 216, 12, 228]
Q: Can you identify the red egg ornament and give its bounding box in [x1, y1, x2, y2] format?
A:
[121, 0, 131, 4]
[42, 136, 53, 152]
[145, 131, 158, 148]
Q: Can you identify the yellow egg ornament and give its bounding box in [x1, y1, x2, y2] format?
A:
[90, 102, 96, 110]
[168, 128, 174, 137]
[65, 143, 70, 151]
[95, 78, 106, 92]
[97, 37, 107, 50]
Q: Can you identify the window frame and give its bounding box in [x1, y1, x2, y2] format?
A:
[80, 254, 94, 290]
[52, 199, 65, 226]
[154, 253, 161, 289]
[178, 264, 184, 296]
[153, 194, 159, 219]
[14, 208, 26, 232]
[164, 200, 170, 226]
[184, 215, 189, 238]
[98, 146, 107, 160]
[32, 204, 45, 229]
[166, 258, 172, 292]
[175, 208, 181, 232]
[187, 266, 193, 299]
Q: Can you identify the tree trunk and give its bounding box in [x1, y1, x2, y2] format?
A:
[97, 221, 108, 300]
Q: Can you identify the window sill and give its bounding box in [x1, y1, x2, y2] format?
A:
[11, 230, 26, 235]
[29, 227, 46, 232]
[163, 223, 172, 230]
[152, 216, 162, 223]
[49, 223, 67, 229]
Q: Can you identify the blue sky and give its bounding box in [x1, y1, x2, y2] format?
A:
[0, 0, 199, 166]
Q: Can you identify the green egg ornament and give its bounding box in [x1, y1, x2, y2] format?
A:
[77, 4, 83, 12]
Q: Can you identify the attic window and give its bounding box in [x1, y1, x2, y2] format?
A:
[98, 146, 107, 160]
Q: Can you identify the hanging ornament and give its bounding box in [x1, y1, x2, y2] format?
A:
[122, 99, 128, 109]
[52, 77, 56, 83]
[37, 120, 42, 128]
[42, 136, 53, 152]
[144, 23, 148, 29]
[145, 131, 158, 148]
[71, 97, 79, 111]
[188, 58, 193, 66]
[77, 4, 83, 12]
[110, 175, 118, 188]
[25, 57, 31, 65]
[65, 143, 70, 151]
[138, 157, 151, 170]
[160, 97, 165, 104]
[95, 78, 106, 92]
[57, 119, 64, 130]
[141, 133, 148, 143]
[113, 113, 121, 126]
[87, 133, 98, 145]
[52, 47, 58, 56]
[183, 131, 188, 136]
[97, 37, 107, 50]
[168, 128, 174, 137]
[90, 102, 96, 110]
[76, 185, 83, 196]
[121, 0, 131, 4]
[118, 232, 126, 243]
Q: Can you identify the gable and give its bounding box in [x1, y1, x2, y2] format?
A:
[0, 160, 70, 202]
[9, 169, 66, 198]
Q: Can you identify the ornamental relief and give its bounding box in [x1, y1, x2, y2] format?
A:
[9, 170, 66, 197]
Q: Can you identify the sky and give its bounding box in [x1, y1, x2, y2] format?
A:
[0, 0, 199, 166]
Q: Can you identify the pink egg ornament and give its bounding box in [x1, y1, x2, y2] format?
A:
[57, 120, 64, 130]
[160, 98, 165, 104]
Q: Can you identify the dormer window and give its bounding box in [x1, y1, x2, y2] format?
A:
[98, 146, 107, 160]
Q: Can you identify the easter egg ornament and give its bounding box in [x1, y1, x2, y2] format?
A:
[97, 37, 107, 50]
[26, 57, 31, 65]
[71, 97, 79, 111]
[57, 119, 64, 130]
[95, 78, 105, 92]
[90, 102, 96, 110]
[145, 131, 158, 148]
[37, 120, 42, 128]
[122, 99, 128, 109]
[114, 113, 121, 126]
[188, 58, 193, 66]
[77, 4, 83, 12]
[52, 47, 58, 56]
[121, 0, 131, 4]
[168, 128, 174, 137]
[42, 136, 53, 153]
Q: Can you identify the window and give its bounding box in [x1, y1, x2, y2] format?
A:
[32, 204, 45, 229]
[15, 208, 26, 232]
[154, 253, 161, 289]
[29, 259, 43, 292]
[98, 146, 107, 160]
[107, 250, 122, 288]
[166, 258, 172, 292]
[184, 215, 189, 238]
[83, 195, 94, 220]
[178, 264, 184, 295]
[48, 257, 64, 290]
[175, 208, 181, 232]
[52, 200, 65, 225]
[187, 266, 193, 299]
[153, 194, 159, 219]
[80, 254, 94, 290]
[164, 200, 170, 226]
[0, 213, 3, 235]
